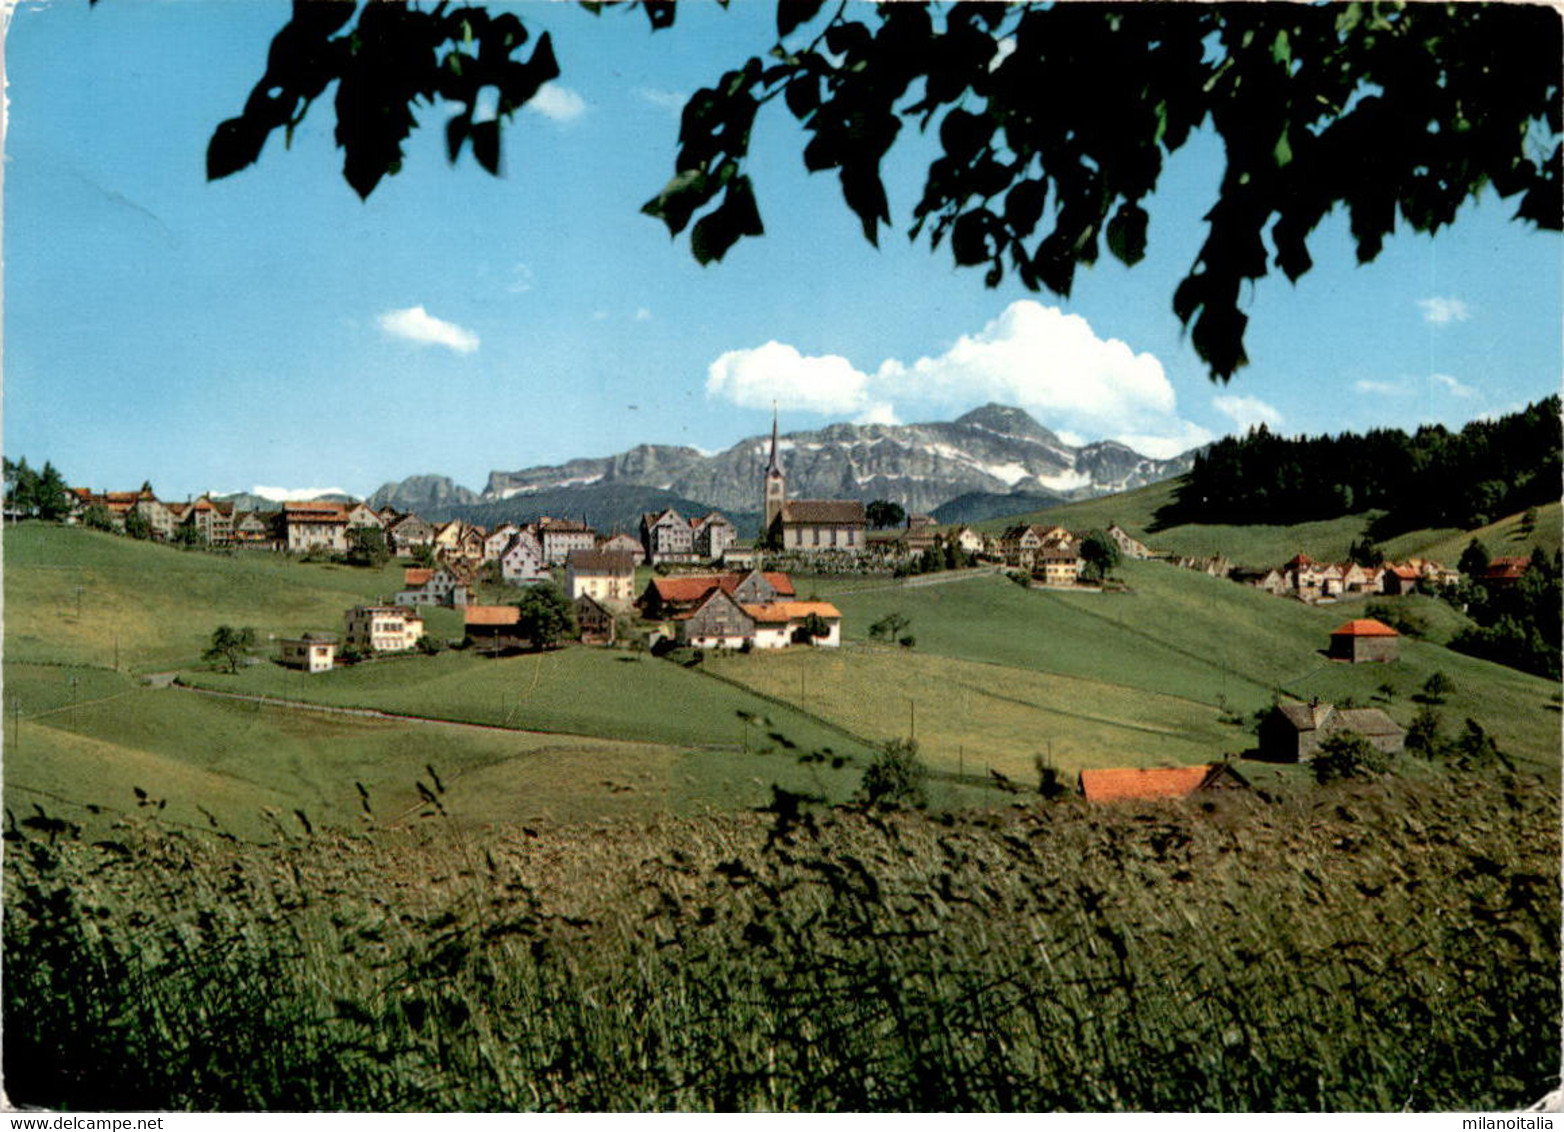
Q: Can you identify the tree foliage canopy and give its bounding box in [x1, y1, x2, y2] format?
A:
[4, 457, 72, 522]
[515, 583, 577, 650]
[204, 1, 1561, 381]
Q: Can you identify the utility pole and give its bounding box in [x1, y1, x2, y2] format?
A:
[909, 698, 916, 741]
[74, 584, 85, 620]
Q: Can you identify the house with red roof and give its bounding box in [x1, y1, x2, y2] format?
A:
[395, 564, 471, 608]
[1484, 556, 1532, 590]
[1077, 762, 1249, 803]
[637, 570, 795, 621]
[282, 501, 350, 553]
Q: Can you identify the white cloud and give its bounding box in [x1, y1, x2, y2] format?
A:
[1417, 297, 1470, 325]
[1431, 372, 1477, 398]
[592, 310, 610, 321]
[1211, 394, 1284, 431]
[706, 301, 1212, 457]
[635, 307, 653, 322]
[377, 306, 479, 354]
[635, 87, 686, 114]
[707, 341, 872, 416]
[1353, 378, 1405, 395]
[990, 37, 1016, 71]
[525, 83, 586, 123]
[250, 486, 352, 502]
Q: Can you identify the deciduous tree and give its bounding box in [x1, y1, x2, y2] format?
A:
[516, 583, 576, 650]
[203, 625, 257, 674]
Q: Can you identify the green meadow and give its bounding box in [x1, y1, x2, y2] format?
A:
[3, 526, 465, 671]
[4, 676, 869, 839]
[757, 563, 1559, 772]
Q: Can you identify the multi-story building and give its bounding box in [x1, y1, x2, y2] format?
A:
[343, 605, 425, 654]
[564, 549, 637, 607]
[282, 501, 350, 553]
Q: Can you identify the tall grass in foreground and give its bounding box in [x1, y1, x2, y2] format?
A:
[5, 769, 1558, 1111]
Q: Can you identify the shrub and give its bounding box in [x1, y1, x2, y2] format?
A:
[1313, 731, 1393, 784]
[1420, 671, 1457, 704]
[1405, 705, 1443, 756]
[859, 738, 927, 808]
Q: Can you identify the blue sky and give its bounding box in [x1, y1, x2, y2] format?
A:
[6, 0, 1560, 501]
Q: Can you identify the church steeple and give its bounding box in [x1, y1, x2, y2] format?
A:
[766, 405, 782, 476]
[763, 404, 787, 536]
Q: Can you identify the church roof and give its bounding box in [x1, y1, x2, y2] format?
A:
[780, 500, 867, 525]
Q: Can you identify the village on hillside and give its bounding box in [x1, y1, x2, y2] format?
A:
[44, 403, 1520, 807]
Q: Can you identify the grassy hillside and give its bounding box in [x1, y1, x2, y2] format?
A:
[177, 646, 874, 761]
[1387, 500, 1563, 563]
[707, 646, 1241, 779]
[2, 525, 436, 671]
[791, 563, 1558, 770]
[4, 677, 874, 839]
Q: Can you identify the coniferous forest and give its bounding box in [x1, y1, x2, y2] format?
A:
[1156, 396, 1561, 535]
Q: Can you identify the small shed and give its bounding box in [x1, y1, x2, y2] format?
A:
[465, 604, 526, 654]
[1328, 618, 1400, 663]
[1078, 762, 1249, 803]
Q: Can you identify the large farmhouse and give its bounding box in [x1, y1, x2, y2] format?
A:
[675, 589, 842, 650]
[638, 570, 796, 621]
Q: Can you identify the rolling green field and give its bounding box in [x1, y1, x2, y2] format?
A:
[176, 645, 872, 759]
[3, 526, 464, 670]
[4, 670, 871, 839]
[706, 645, 1241, 779]
[769, 564, 1559, 772]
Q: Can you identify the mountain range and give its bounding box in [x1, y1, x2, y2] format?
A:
[362, 404, 1197, 530]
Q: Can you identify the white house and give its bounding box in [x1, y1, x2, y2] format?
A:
[500, 531, 550, 584]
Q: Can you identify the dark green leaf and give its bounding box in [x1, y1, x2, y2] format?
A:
[642, 1, 677, 31]
[784, 75, 820, 120]
[951, 209, 993, 266]
[777, 0, 826, 41]
[1105, 202, 1149, 266]
[471, 120, 500, 175]
[445, 112, 471, 164]
[691, 175, 764, 265]
[641, 168, 716, 236]
[207, 117, 268, 181]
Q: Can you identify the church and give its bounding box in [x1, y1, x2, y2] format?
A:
[762, 412, 868, 554]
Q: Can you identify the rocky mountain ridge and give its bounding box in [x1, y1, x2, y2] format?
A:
[367, 404, 1197, 524]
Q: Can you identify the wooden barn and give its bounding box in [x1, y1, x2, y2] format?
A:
[1328, 618, 1400, 663]
[1257, 700, 1406, 762]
